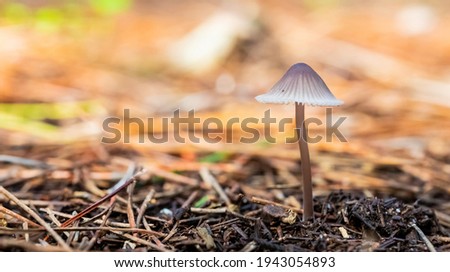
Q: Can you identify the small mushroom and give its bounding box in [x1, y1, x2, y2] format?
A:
[256, 63, 343, 221]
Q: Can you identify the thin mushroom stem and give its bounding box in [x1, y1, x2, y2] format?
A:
[295, 102, 313, 221]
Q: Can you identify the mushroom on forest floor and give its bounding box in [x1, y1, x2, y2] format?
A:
[256, 63, 343, 221]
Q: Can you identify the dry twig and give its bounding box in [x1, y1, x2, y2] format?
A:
[411, 223, 436, 252]
[200, 166, 231, 206]
[0, 186, 71, 251]
[136, 189, 155, 229]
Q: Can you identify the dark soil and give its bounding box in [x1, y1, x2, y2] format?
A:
[0, 145, 448, 252]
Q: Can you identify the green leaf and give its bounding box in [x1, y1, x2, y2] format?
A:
[199, 152, 230, 163]
[35, 7, 64, 32]
[193, 195, 210, 208]
[0, 101, 105, 120]
[88, 0, 132, 16]
[0, 112, 60, 140]
[1, 2, 31, 24]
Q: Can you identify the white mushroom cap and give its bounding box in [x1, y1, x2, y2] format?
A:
[255, 63, 343, 106]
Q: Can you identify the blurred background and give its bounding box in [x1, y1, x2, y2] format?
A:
[0, 0, 449, 203]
